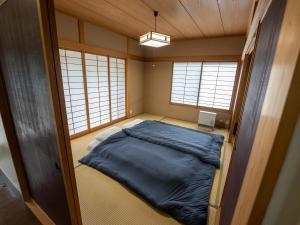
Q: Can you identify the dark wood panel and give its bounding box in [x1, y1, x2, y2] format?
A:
[220, 0, 287, 224]
[0, 0, 72, 224]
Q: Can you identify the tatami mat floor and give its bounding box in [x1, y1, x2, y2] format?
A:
[71, 113, 233, 225]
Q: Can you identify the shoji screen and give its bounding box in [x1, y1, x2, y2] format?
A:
[198, 62, 238, 110]
[59, 49, 88, 135]
[171, 62, 202, 106]
[85, 53, 110, 128]
[109, 58, 126, 120]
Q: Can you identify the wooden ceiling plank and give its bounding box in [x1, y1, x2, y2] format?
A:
[73, 0, 150, 35]
[179, 0, 225, 37]
[54, 0, 141, 38]
[54, 0, 252, 40]
[140, 0, 204, 38]
[105, 0, 183, 38]
[218, 0, 253, 35]
[55, 0, 148, 38]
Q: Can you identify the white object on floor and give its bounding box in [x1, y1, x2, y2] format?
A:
[87, 139, 101, 151]
[198, 111, 216, 130]
[95, 126, 122, 141]
[123, 119, 144, 128]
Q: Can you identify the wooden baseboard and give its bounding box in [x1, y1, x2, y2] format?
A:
[26, 199, 56, 225]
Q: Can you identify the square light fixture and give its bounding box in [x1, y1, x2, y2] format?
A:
[139, 11, 171, 48]
[140, 31, 171, 47]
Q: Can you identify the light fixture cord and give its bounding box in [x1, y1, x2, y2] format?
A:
[154, 11, 158, 32]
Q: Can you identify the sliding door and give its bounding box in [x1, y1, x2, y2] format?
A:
[59, 50, 127, 137]
[109, 58, 126, 120]
[0, 0, 76, 224]
[85, 53, 110, 128]
[60, 49, 88, 135]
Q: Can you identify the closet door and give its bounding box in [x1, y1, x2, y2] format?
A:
[220, 0, 287, 225]
[0, 0, 75, 224]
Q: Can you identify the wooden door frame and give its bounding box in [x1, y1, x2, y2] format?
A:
[228, 53, 253, 143]
[230, 0, 300, 224]
[0, 0, 82, 224]
[36, 0, 82, 224]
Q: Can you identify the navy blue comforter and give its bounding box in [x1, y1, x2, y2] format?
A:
[80, 121, 224, 225]
[124, 121, 224, 168]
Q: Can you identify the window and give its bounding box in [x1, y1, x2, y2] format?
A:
[59, 49, 127, 136]
[59, 49, 88, 135]
[171, 61, 238, 110]
[171, 62, 202, 106]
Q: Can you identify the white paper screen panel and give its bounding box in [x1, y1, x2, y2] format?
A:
[109, 58, 126, 120]
[85, 53, 110, 128]
[198, 62, 237, 110]
[171, 62, 202, 106]
[171, 62, 238, 110]
[59, 49, 88, 135]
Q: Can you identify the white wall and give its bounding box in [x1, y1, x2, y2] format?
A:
[262, 115, 300, 225]
[128, 60, 144, 116]
[55, 11, 79, 42]
[84, 22, 127, 52]
[0, 115, 20, 190]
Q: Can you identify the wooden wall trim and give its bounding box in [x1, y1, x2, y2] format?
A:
[26, 200, 56, 225]
[69, 116, 126, 140]
[58, 39, 145, 61]
[231, 0, 300, 224]
[59, 39, 241, 63]
[145, 55, 241, 62]
[125, 37, 130, 118]
[78, 20, 85, 44]
[38, 0, 82, 224]
[169, 102, 232, 114]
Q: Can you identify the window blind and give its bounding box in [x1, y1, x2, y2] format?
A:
[198, 62, 237, 110]
[109, 58, 126, 120]
[171, 62, 202, 106]
[59, 49, 88, 135]
[171, 61, 238, 110]
[85, 53, 110, 128]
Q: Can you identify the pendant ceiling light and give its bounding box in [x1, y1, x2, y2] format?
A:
[139, 11, 171, 48]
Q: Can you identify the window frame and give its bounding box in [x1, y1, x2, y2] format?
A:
[169, 60, 241, 113]
[59, 48, 128, 139]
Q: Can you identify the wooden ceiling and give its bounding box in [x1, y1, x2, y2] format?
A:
[54, 0, 253, 40]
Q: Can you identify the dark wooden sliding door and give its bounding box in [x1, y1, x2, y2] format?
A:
[0, 0, 79, 225]
[220, 0, 287, 225]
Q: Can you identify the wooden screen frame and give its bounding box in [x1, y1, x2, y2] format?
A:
[169, 60, 242, 114]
